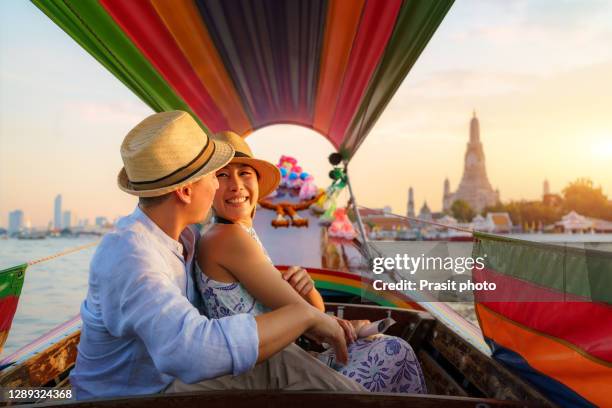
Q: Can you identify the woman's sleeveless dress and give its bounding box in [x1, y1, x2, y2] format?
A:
[197, 225, 427, 394]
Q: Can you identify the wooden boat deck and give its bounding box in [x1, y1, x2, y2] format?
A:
[0, 303, 555, 407]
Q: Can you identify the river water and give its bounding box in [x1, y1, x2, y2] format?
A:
[2, 233, 611, 357]
[1, 237, 97, 356]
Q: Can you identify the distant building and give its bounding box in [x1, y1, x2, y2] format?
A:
[591, 218, 612, 233]
[364, 216, 412, 240]
[556, 211, 593, 233]
[358, 207, 392, 218]
[471, 212, 512, 233]
[54, 194, 62, 230]
[443, 112, 499, 213]
[407, 187, 415, 219]
[418, 201, 432, 222]
[8, 210, 24, 234]
[62, 211, 72, 229]
[95, 216, 108, 227]
[553, 211, 612, 233]
[543, 179, 550, 196]
[471, 214, 487, 231]
[437, 214, 457, 226]
[442, 178, 451, 211]
[542, 179, 562, 206]
[487, 212, 513, 233]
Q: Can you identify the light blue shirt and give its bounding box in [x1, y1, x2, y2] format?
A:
[69, 207, 259, 400]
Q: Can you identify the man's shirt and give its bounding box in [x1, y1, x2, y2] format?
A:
[69, 207, 259, 399]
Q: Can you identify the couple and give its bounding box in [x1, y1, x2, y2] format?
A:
[70, 111, 426, 399]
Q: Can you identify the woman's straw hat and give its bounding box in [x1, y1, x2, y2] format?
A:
[214, 131, 280, 199]
[118, 111, 234, 197]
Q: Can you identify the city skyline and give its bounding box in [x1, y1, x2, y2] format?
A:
[1, 1, 612, 227]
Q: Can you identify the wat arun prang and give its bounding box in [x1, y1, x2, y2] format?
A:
[443, 112, 499, 213]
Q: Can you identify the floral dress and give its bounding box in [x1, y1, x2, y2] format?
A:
[197, 225, 427, 394]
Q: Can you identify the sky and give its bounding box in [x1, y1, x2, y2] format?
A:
[1, 1, 612, 228]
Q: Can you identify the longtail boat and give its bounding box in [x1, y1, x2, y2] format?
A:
[1, 1, 610, 407]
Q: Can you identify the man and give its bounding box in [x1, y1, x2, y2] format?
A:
[70, 111, 362, 399]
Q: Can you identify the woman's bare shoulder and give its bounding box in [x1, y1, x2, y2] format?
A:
[199, 224, 257, 255]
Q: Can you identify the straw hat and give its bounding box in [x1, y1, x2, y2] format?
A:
[214, 131, 280, 199]
[118, 111, 234, 197]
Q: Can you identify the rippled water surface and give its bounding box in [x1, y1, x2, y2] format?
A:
[0, 237, 97, 356]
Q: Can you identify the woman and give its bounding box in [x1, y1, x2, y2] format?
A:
[197, 131, 426, 394]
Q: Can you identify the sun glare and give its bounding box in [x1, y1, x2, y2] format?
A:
[591, 136, 612, 158]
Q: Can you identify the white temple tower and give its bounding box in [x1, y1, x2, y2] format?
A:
[407, 187, 415, 218]
[446, 111, 499, 212]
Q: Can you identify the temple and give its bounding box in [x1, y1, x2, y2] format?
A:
[443, 111, 499, 212]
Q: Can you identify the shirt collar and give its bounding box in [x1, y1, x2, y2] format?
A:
[131, 206, 192, 259]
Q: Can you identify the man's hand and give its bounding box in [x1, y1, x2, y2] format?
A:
[305, 312, 349, 365]
[282, 266, 314, 296]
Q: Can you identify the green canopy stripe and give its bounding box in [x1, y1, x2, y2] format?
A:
[31, 0, 205, 129]
[342, 0, 454, 157]
[473, 232, 612, 304]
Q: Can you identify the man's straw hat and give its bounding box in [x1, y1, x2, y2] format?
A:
[214, 131, 280, 199]
[118, 111, 234, 197]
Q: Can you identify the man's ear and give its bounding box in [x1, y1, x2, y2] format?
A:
[174, 184, 193, 205]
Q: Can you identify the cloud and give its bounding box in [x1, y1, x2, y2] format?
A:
[401, 70, 540, 99]
[63, 101, 151, 125]
[522, 0, 611, 29]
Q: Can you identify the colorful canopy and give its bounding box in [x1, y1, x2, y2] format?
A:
[472, 232, 612, 408]
[32, 0, 452, 158]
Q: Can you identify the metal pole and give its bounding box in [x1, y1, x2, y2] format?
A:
[343, 163, 374, 263]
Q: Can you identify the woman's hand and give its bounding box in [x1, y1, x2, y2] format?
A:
[334, 317, 357, 344]
[349, 319, 371, 337]
[333, 318, 371, 343]
[282, 266, 314, 296]
[305, 312, 349, 365]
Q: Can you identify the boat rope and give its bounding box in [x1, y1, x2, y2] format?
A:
[357, 205, 475, 234]
[27, 240, 100, 266]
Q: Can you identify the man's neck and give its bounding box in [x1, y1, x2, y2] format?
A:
[139, 204, 186, 241]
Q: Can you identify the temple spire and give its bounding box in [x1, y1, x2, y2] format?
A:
[470, 110, 480, 143]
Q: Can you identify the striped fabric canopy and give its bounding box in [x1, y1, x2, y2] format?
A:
[472, 233, 612, 408]
[32, 0, 452, 158]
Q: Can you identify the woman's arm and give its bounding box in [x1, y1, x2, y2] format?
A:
[206, 225, 312, 311]
[254, 303, 349, 364]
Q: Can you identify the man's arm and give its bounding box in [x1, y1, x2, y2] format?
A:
[98, 234, 259, 383]
[98, 233, 347, 383]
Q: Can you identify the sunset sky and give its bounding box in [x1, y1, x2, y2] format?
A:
[1, 1, 612, 228]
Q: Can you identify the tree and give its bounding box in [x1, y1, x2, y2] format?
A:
[450, 200, 475, 222]
[562, 178, 612, 220]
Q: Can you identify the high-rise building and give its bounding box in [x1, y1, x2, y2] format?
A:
[95, 216, 108, 227]
[54, 194, 62, 230]
[62, 211, 72, 229]
[443, 111, 499, 213]
[8, 210, 24, 234]
[543, 179, 550, 197]
[407, 187, 415, 218]
[442, 177, 452, 211]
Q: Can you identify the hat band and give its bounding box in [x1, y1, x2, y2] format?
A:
[233, 151, 252, 158]
[129, 139, 215, 191]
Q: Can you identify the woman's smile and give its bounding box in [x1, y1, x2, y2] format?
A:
[225, 195, 250, 205]
[213, 163, 259, 225]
